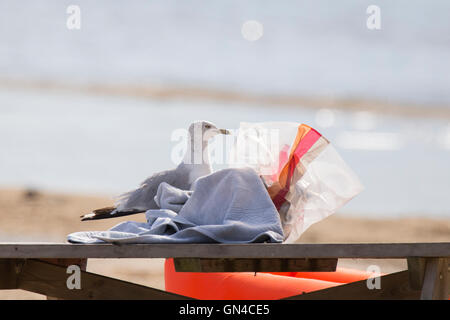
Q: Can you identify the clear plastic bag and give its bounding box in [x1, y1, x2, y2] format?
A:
[229, 122, 364, 243]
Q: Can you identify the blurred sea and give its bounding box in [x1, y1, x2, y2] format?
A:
[0, 1, 449, 218]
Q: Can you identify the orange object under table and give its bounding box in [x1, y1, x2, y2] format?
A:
[164, 258, 375, 300]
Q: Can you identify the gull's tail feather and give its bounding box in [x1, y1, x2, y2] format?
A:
[80, 206, 145, 221]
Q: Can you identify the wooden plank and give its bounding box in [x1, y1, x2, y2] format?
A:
[5, 259, 191, 300]
[407, 257, 427, 290]
[420, 258, 449, 300]
[40, 258, 87, 270]
[284, 270, 421, 300]
[0, 259, 22, 289]
[0, 242, 449, 259]
[174, 258, 337, 272]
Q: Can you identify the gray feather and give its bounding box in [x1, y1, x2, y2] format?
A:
[114, 164, 193, 212]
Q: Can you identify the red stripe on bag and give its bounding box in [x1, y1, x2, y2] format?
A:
[272, 128, 322, 210]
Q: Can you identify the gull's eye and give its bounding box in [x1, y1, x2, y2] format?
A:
[205, 124, 211, 129]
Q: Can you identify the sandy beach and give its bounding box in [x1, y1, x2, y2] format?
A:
[0, 187, 448, 299]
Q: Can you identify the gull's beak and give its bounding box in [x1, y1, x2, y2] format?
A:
[219, 128, 231, 135]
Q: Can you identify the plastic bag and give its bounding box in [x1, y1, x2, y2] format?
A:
[229, 122, 364, 243]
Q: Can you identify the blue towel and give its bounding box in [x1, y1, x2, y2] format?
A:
[67, 167, 284, 244]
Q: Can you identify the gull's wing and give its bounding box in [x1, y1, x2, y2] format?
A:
[116, 167, 190, 211]
[81, 166, 191, 221]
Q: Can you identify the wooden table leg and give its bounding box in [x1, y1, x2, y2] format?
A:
[0, 259, 21, 289]
[420, 258, 449, 300]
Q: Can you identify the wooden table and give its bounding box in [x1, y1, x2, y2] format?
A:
[0, 242, 448, 300]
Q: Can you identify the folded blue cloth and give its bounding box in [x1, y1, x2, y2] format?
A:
[67, 167, 284, 244]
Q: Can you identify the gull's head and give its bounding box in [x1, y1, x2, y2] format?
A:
[183, 121, 230, 166]
[188, 121, 230, 143]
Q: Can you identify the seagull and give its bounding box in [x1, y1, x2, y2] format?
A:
[80, 121, 230, 221]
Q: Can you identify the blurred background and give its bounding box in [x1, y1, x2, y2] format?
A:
[0, 0, 449, 298]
